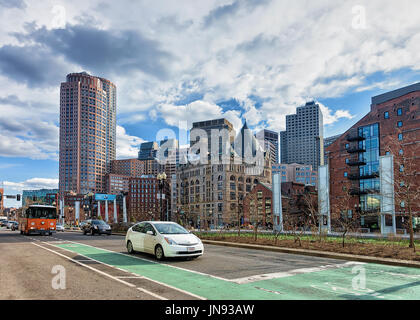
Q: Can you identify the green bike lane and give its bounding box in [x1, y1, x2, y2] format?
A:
[54, 242, 420, 300]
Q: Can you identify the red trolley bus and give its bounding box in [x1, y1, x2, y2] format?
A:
[20, 205, 57, 236]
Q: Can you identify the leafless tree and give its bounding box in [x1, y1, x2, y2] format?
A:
[248, 191, 262, 241]
[383, 130, 420, 251]
[331, 188, 360, 248]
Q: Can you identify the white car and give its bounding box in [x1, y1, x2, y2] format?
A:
[125, 221, 204, 260]
[56, 223, 65, 232]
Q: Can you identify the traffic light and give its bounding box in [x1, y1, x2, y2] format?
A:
[16, 194, 21, 201]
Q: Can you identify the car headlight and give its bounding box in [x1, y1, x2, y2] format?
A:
[164, 237, 177, 245]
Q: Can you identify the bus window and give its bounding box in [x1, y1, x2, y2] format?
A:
[26, 207, 57, 219]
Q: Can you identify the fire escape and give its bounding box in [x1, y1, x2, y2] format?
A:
[345, 129, 378, 196]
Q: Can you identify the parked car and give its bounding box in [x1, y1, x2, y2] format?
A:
[125, 221, 204, 260]
[1, 220, 9, 227]
[82, 219, 112, 235]
[56, 223, 65, 232]
[79, 221, 87, 229]
[6, 221, 18, 229]
[10, 221, 19, 231]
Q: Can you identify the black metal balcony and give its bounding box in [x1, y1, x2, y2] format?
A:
[346, 131, 366, 142]
[346, 146, 366, 153]
[349, 188, 368, 195]
[347, 158, 367, 166]
[347, 172, 380, 180]
[349, 187, 379, 195]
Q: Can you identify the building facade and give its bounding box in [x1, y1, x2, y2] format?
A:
[327, 82, 420, 231]
[177, 120, 272, 228]
[22, 189, 59, 207]
[106, 174, 131, 195]
[138, 142, 159, 160]
[272, 163, 318, 186]
[59, 72, 116, 195]
[324, 134, 342, 165]
[110, 159, 144, 176]
[258, 129, 279, 164]
[128, 176, 169, 222]
[280, 101, 324, 170]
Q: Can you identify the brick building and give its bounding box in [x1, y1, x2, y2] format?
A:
[326, 82, 420, 232]
[272, 163, 318, 186]
[106, 174, 130, 194]
[110, 159, 144, 176]
[59, 72, 116, 195]
[243, 182, 318, 229]
[128, 176, 170, 222]
[243, 183, 273, 227]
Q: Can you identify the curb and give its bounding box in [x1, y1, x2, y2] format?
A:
[201, 239, 420, 269]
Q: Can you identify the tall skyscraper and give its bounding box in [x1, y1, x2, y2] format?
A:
[138, 142, 159, 160]
[257, 129, 279, 164]
[190, 118, 235, 161]
[59, 72, 117, 195]
[280, 101, 324, 170]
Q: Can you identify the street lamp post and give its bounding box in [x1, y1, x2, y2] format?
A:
[157, 172, 167, 221]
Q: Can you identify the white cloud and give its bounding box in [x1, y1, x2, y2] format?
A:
[116, 125, 145, 159]
[1, 0, 420, 161]
[3, 177, 59, 191]
[318, 102, 355, 125]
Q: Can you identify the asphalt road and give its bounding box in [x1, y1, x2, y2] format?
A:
[1, 227, 420, 300]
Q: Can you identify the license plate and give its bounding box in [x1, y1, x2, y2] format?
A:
[188, 247, 196, 252]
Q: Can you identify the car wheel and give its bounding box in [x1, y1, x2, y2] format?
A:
[127, 240, 135, 254]
[155, 245, 165, 261]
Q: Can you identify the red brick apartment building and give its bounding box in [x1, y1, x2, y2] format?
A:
[128, 176, 169, 222]
[326, 82, 420, 231]
[243, 182, 317, 228]
[110, 159, 145, 176]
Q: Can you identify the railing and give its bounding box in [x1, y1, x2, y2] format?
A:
[347, 158, 367, 166]
[346, 146, 366, 153]
[346, 131, 366, 142]
[348, 172, 379, 180]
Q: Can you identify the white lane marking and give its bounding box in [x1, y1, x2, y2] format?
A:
[40, 240, 206, 300]
[231, 262, 366, 284]
[31, 242, 167, 300]
[117, 276, 146, 279]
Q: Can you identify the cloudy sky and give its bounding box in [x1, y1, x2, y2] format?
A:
[1, 0, 420, 207]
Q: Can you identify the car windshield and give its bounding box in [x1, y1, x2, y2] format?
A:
[153, 223, 189, 235]
[92, 220, 107, 225]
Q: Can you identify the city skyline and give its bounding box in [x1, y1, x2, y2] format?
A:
[3, 1, 420, 206]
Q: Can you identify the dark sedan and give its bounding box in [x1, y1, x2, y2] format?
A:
[82, 219, 112, 236]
